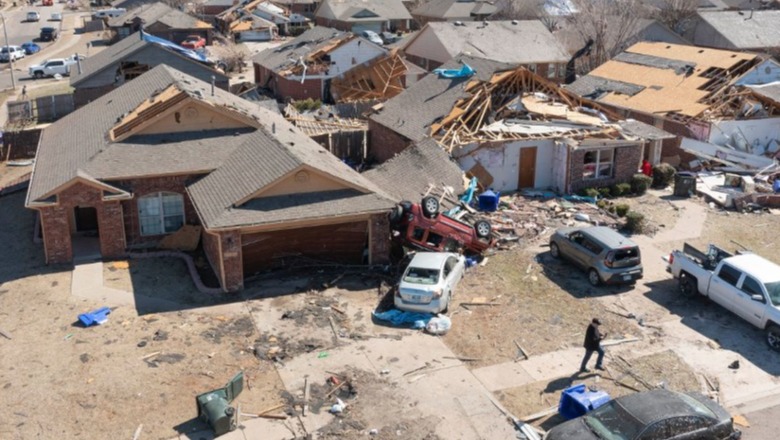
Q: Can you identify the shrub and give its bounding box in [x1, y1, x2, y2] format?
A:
[580, 187, 600, 198]
[597, 199, 609, 209]
[631, 174, 652, 195]
[598, 187, 611, 199]
[652, 163, 676, 188]
[611, 183, 631, 197]
[607, 205, 616, 214]
[615, 204, 630, 217]
[625, 211, 646, 233]
[293, 98, 322, 112]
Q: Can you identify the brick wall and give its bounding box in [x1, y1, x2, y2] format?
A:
[369, 213, 390, 264]
[74, 85, 116, 108]
[219, 229, 243, 291]
[113, 175, 201, 246]
[368, 119, 412, 164]
[568, 144, 642, 194]
[274, 75, 323, 101]
[37, 182, 127, 264]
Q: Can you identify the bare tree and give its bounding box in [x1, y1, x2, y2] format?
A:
[491, 0, 565, 31]
[655, 0, 700, 34]
[209, 39, 250, 73]
[564, 0, 647, 73]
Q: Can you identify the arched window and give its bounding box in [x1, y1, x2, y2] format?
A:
[138, 192, 184, 236]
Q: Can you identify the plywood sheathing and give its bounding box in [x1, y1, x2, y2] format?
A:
[587, 42, 759, 118]
[331, 50, 408, 103]
[111, 85, 186, 141]
[432, 67, 622, 152]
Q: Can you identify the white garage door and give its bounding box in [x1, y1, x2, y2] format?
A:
[351, 22, 382, 34]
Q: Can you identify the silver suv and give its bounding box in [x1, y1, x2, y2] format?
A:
[549, 226, 642, 286]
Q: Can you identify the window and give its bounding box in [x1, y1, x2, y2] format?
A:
[583, 149, 615, 179]
[581, 238, 603, 255]
[527, 63, 536, 73]
[741, 276, 764, 297]
[547, 63, 556, 78]
[717, 264, 741, 286]
[138, 192, 184, 236]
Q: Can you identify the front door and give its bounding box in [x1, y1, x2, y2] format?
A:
[74, 207, 98, 232]
[518, 147, 537, 189]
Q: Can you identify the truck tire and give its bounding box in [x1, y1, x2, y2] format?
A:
[388, 205, 403, 224]
[550, 242, 560, 258]
[474, 220, 491, 238]
[34, 71, 43, 79]
[421, 196, 439, 218]
[679, 274, 697, 299]
[588, 269, 601, 287]
[766, 325, 780, 351]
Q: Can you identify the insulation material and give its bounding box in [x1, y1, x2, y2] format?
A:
[330, 51, 408, 103]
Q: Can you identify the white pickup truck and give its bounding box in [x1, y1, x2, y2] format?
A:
[28, 58, 74, 79]
[668, 243, 780, 350]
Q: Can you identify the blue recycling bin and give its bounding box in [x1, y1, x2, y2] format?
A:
[558, 384, 611, 420]
[478, 189, 500, 212]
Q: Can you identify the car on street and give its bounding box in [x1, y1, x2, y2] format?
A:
[39, 26, 59, 41]
[544, 389, 741, 440]
[180, 35, 206, 49]
[50, 12, 63, 21]
[380, 31, 401, 45]
[390, 197, 494, 254]
[395, 251, 466, 314]
[29, 58, 72, 78]
[26, 11, 41, 22]
[0, 46, 26, 62]
[549, 226, 642, 286]
[360, 30, 384, 46]
[21, 42, 41, 55]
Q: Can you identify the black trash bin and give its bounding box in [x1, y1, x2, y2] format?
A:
[674, 172, 697, 197]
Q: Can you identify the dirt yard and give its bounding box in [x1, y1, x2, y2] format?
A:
[1, 184, 778, 439]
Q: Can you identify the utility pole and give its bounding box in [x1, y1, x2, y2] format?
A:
[1, 14, 16, 90]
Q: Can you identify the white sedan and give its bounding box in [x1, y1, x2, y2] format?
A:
[395, 252, 466, 314]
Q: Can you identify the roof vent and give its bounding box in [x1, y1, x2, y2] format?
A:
[453, 20, 463, 26]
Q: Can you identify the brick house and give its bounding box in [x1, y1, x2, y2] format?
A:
[26, 65, 395, 292]
[411, 0, 497, 27]
[253, 26, 389, 102]
[71, 31, 229, 108]
[314, 0, 412, 33]
[401, 20, 569, 80]
[108, 3, 213, 45]
[567, 42, 780, 165]
[369, 56, 657, 194]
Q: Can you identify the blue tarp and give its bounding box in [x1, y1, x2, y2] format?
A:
[372, 309, 433, 329]
[433, 63, 475, 78]
[140, 30, 209, 64]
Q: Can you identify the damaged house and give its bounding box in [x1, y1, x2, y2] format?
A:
[314, 0, 412, 33]
[217, 0, 307, 40]
[25, 65, 395, 292]
[108, 3, 213, 45]
[253, 26, 412, 102]
[369, 56, 663, 194]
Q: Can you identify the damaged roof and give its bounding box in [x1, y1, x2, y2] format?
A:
[363, 137, 464, 202]
[694, 10, 780, 50]
[408, 20, 569, 65]
[27, 65, 394, 228]
[252, 26, 348, 73]
[412, 0, 497, 19]
[370, 55, 515, 143]
[108, 3, 212, 29]
[566, 41, 759, 118]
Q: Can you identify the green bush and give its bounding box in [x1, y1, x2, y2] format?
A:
[293, 98, 322, 112]
[607, 204, 616, 214]
[598, 187, 612, 199]
[652, 163, 676, 188]
[580, 187, 600, 198]
[615, 204, 630, 217]
[631, 174, 652, 195]
[596, 199, 609, 210]
[625, 211, 646, 233]
[611, 183, 631, 197]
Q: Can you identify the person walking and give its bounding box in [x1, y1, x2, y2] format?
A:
[580, 318, 606, 373]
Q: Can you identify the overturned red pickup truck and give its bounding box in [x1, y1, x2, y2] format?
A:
[389, 197, 494, 254]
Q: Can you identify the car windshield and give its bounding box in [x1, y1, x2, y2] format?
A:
[403, 267, 440, 285]
[766, 281, 780, 307]
[676, 393, 717, 418]
[583, 401, 643, 440]
[0, 48, 7, 53]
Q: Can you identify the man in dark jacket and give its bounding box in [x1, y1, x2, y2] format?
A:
[580, 318, 606, 373]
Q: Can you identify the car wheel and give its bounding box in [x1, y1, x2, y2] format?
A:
[550, 242, 560, 258]
[767, 325, 780, 351]
[441, 296, 449, 314]
[388, 205, 403, 224]
[474, 220, 491, 238]
[399, 200, 412, 213]
[34, 71, 43, 79]
[421, 196, 439, 218]
[588, 269, 601, 287]
[679, 274, 697, 299]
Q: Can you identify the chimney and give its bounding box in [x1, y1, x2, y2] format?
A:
[211, 75, 215, 96]
[76, 53, 82, 75]
[272, 122, 276, 134]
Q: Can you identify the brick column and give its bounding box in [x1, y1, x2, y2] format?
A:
[369, 213, 390, 265]
[39, 206, 72, 264]
[98, 201, 126, 258]
[219, 230, 244, 292]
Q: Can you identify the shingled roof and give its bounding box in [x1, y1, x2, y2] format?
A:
[694, 10, 780, 50]
[28, 65, 393, 228]
[319, 0, 412, 21]
[412, 0, 497, 20]
[108, 3, 212, 29]
[369, 55, 514, 143]
[252, 26, 346, 73]
[363, 137, 464, 202]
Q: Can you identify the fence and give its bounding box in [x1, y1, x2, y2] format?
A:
[7, 93, 75, 123]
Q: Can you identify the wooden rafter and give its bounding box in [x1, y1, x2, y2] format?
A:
[330, 50, 408, 103]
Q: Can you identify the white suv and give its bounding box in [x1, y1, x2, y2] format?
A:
[0, 46, 25, 62]
[26, 11, 41, 22]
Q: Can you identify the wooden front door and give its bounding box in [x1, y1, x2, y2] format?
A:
[518, 147, 537, 189]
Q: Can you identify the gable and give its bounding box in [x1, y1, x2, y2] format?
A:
[352, 8, 379, 18]
[136, 102, 255, 136]
[238, 165, 361, 206]
[403, 26, 452, 63]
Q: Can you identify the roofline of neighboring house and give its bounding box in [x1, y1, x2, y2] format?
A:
[71, 39, 227, 87]
[24, 132, 48, 208]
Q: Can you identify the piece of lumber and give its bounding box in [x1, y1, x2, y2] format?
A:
[141, 351, 161, 360]
[257, 403, 286, 415]
[443, 356, 482, 362]
[328, 316, 339, 341]
[259, 413, 288, 420]
[302, 377, 310, 417]
[403, 364, 430, 376]
[459, 302, 501, 306]
[330, 305, 346, 315]
[324, 380, 347, 399]
[732, 414, 750, 428]
[0, 327, 12, 340]
[132, 424, 143, 440]
[514, 340, 529, 360]
[600, 337, 639, 347]
[703, 374, 718, 392]
[519, 405, 557, 423]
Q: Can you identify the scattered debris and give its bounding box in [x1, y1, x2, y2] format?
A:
[78, 307, 111, 327]
[728, 360, 740, 370]
[0, 327, 12, 340]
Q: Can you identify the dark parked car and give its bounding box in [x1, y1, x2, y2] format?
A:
[549, 226, 642, 286]
[381, 31, 401, 45]
[544, 389, 741, 440]
[39, 27, 59, 41]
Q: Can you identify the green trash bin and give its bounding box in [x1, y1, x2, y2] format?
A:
[674, 172, 697, 197]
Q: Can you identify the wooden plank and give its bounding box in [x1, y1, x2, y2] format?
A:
[519, 405, 557, 422]
[0, 327, 12, 340]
